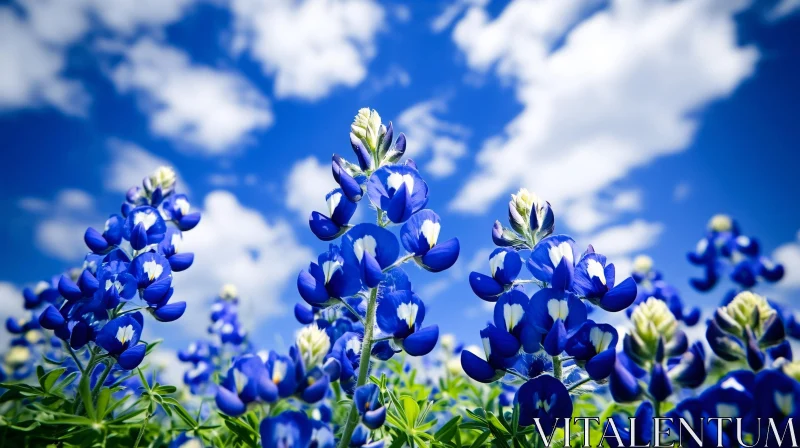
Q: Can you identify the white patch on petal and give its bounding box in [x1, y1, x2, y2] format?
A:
[387, 172, 415, 193]
[322, 260, 343, 284]
[490, 251, 507, 278]
[346, 337, 361, 355]
[397, 302, 419, 328]
[353, 235, 377, 262]
[221, 323, 234, 334]
[134, 211, 157, 230]
[503, 303, 524, 332]
[272, 360, 287, 384]
[533, 392, 555, 412]
[482, 337, 492, 359]
[696, 239, 708, 254]
[179, 439, 203, 448]
[115, 325, 135, 345]
[105, 278, 122, 292]
[721, 377, 745, 392]
[233, 368, 248, 394]
[175, 198, 190, 215]
[143, 260, 163, 281]
[775, 392, 794, 416]
[171, 232, 183, 253]
[327, 192, 342, 218]
[586, 259, 606, 285]
[589, 327, 613, 352]
[420, 219, 440, 248]
[547, 299, 569, 321]
[548, 242, 573, 268]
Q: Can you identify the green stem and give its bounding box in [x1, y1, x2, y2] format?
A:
[567, 377, 591, 392]
[133, 410, 151, 448]
[77, 349, 99, 419]
[337, 287, 378, 448]
[382, 254, 414, 273]
[65, 343, 85, 373]
[653, 400, 661, 419]
[552, 356, 562, 381]
[92, 361, 114, 400]
[339, 300, 366, 325]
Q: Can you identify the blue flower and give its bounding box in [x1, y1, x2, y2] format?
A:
[573, 252, 637, 312]
[161, 194, 201, 231]
[259, 411, 312, 448]
[332, 154, 366, 202]
[354, 384, 386, 429]
[604, 402, 654, 447]
[493, 290, 541, 355]
[460, 326, 519, 383]
[84, 215, 124, 254]
[376, 290, 438, 357]
[366, 166, 428, 224]
[215, 354, 277, 416]
[95, 313, 147, 370]
[123, 206, 167, 250]
[169, 433, 204, 448]
[95, 260, 137, 307]
[266, 351, 298, 399]
[400, 210, 459, 273]
[608, 354, 643, 403]
[128, 252, 173, 304]
[469, 248, 523, 301]
[564, 320, 617, 380]
[516, 375, 572, 432]
[158, 228, 195, 272]
[342, 224, 400, 288]
[526, 235, 578, 285]
[527, 288, 587, 356]
[22, 279, 60, 310]
[298, 244, 362, 307]
[309, 188, 358, 241]
[326, 332, 362, 394]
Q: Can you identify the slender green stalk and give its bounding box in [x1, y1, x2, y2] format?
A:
[92, 361, 114, 399]
[337, 287, 378, 448]
[567, 377, 591, 392]
[653, 400, 661, 419]
[552, 355, 562, 381]
[65, 343, 85, 373]
[382, 254, 413, 273]
[339, 300, 366, 325]
[77, 350, 99, 419]
[133, 410, 151, 448]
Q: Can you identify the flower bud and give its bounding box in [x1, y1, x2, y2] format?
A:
[220, 284, 239, 301]
[708, 214, 733, 233]
[351, 108, 383, 152]
[296, 324, 331, 369]
[629, 298, 678, 361]
[440, 333, 455, 352]
[783, 361, 800, 382]
[717, 291, 774, 335]
[632, 255, 653, 275]
[508, 188, 535, 234]
[146, 166, 177, 195]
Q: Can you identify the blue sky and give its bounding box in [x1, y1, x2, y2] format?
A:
[1, 0, 799, 354]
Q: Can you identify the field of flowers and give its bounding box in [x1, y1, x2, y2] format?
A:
[1, 109, 798, 447]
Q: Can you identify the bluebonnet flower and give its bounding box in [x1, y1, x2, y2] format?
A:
[354, 384, 386, 429]
[610, 298, 706, 403]
[492, 189, 554, 249]
[375, 290, 439, 357]
[469, 248, 522, 301]
[342, 224, 400, 288]
[687, 214, 783, 292]
[349, 424, 384, 448]
[527, 286, 587, 356]
[706, 291, 786, 371]
[399, 210, 459, 273]
[158, 228, 195, 272]
[564, 320, 617, 380]
[460, 326, 521, 384]
[215, 354, 278, 416]
[310, 188, 358, 241]
[516, 374, 572, 432]
[95, 313, 147, 370]
[21, 279, 60, 310]
[169, 433, 204, 448]
[83, 215, 125, 254]
[603, 402, 654, 447]
[123, 206, 167, 250]
[208, 286, 248, 345]
[572, 250, 638, 312]
[629, 255, 700, 326]
[326, 332, 362, 394]
[298, 244, 362, 306]
[259, 411, 328, 448]
[160, 193, 201, 231]
[366, 165, 428, 224]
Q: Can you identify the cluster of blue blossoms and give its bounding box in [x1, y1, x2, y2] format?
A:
[33, 167, 200, 372]
[200, 108, 458, 447]
[461, 188, 639, 433]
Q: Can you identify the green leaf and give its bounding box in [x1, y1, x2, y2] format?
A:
[402, 396, 420, 426]
[95, 388, 111, 420]
[40, 367, 67, 392]
[468, 431, 491, 448]
[52, 371, 79, 394]
[434, 416, 461, 442]
[153, 385, 177, 394]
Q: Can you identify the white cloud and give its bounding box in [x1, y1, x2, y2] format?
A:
[0, 0, 195, 115]
[431, 0, 489, 33]
[448, 0, 757, 214]
[22, 189, 98, 262]
[0, 282, 24, 347]
[230, 0, 385, 100]
[560, 189, 641, 234]
[362, 65, 411, 97]
[111, 38, 273, 154]
[396, 99, 469, 177]
[773, 230, 800, 289]
[766, 0, 800, 21]
[0, 9, 88, 115]
[285, 156, 337, 221]
[583, 219, 664, 260]
[105, 139, 180, 193]
[673, 182, 691, 202]
[174, 191, 312, 337]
